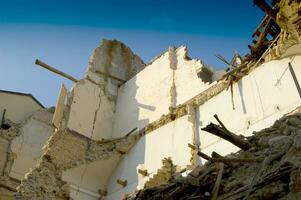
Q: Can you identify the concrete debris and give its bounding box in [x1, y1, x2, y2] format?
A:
[0, 108, 53, 200]
[65, 39, 145, 140]
[0, 120, 20, 141]
[16, 129, 145, 200]
[144, 157, 175, 189]
[85, 39, 145, 85]
[1, 1, 301, 199]
[127, 112, 301, 199]
[0, 119, 20, 197]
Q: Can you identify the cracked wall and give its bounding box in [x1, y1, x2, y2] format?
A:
[16, 129, 144, 200]
[10, 110, 53, 180]
[105, 46, 216, 199]
[66, 40, 145, 141]
[16, 40, 147, 200]
[0, 109, 53, 199]
[12, 4, 301, 198]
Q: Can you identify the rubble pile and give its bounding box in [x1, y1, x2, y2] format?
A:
[128, 112, 301, 200]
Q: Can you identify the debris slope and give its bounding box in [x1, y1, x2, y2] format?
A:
[128, 110, 301, 200]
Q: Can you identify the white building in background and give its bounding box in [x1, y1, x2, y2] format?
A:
[0, 90, 45, 124]
[0, 90, 53, 199]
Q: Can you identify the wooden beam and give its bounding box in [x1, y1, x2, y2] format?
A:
[201, 115, 252, 151]
[35, 59, 79, 82]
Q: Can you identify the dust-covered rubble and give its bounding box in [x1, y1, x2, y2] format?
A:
[127, 111, 301, 200]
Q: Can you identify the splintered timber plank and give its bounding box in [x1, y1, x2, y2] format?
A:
[35, 59, 78, 82]
[211, 163, 224, 200]
[201, 115, 252, 151]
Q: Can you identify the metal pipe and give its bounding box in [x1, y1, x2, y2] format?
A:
[35, 59, 78, 83]
[288, 62, 301, 98]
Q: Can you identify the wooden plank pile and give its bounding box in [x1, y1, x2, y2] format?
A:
[127, 111, 301, 200]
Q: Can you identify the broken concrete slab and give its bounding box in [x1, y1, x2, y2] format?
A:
[10, 110, 54, 180]
[86, 39, 145, 83]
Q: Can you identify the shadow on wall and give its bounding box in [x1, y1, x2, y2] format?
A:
[238, 80, 247, 114]
[107, 75, 150, 199]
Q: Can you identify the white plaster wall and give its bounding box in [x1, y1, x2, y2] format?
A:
[67, 79, 115, 140]
[106, 116, 193, 200]
[112, 51, 171, 138]
[107, 55, 301, 199]
[10, 110, 53, 180]
[112, 47, 212, 138]
[0, 93, 42, 124]
[62, 155, 120, 200]
[197, 56, 301, 160]
[174, 46, 211, 105]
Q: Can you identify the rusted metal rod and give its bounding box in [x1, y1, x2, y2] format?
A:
[35, 59, 79, 83]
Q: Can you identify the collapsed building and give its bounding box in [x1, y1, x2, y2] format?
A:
[0, 0, 301, 199]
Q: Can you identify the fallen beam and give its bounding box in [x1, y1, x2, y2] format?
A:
[35, 59, 79, 82]
[197, 151, 261, 164]
[201, 115, 252, 151]
[188, 144, 260, 164]
[211, 163, 224, 200]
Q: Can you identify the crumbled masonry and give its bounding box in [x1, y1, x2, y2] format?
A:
[127, 110, 301, 199]
[0, 120, 20, 198]
[139, 0, 301, 137]
[1, 0, 300, 199]
[143, 157, 175, 189]
[16, 129, 145, 200]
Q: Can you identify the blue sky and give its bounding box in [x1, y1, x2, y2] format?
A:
[0, 0, 264, 107]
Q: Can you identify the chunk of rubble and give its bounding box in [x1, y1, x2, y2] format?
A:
[127, 112, 301, 199]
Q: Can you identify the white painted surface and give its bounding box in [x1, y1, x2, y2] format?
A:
[62, 155, 120, 200]
[174, 46, 211, 105]
[10, 110, 53, 180]
[0, 92, 43, 124]
[112, 51, 171, 138]
[107, 116, 193, 200]
[112, 47, 212, 138]
[106, 55, 301, 199]
[67, 79, 115, 140]
[67, 79, 101, 138]
[197, 56, 301, 160]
